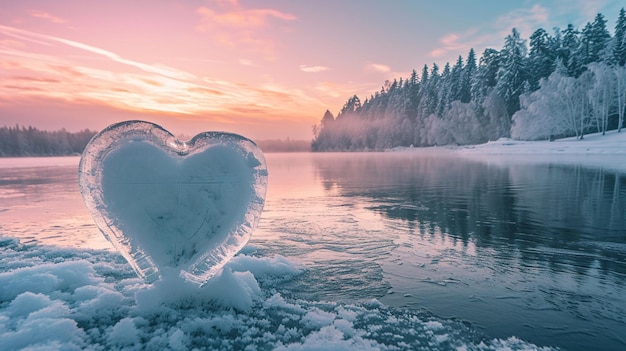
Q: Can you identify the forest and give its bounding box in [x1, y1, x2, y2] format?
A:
[0, 125, 312, 156]
[0, 125, 97, 157]
[312, 9, 626, 151]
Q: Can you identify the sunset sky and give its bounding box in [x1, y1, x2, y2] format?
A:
[0, 0, 622, 140]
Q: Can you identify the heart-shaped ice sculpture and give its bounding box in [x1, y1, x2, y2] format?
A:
[79, 121, 267, 286]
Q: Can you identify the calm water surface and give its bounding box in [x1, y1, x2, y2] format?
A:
[1, 153, 625, 351]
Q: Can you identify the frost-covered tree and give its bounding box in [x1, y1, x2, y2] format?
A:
[338, 95, 361, 116]
[444, 101, 484, 145]
[460, 49, 477, 103]
[528, 28, 555, 91]
[437, 62, 452, 117]
[311, 8, 624, 150]
[512, 72, 573, 140]
[587, 63, 613, 135]
[560, 24, 582, 76]
[512, 70, 593, 140]
[496, 28, 528, 117]
[590, 13, 611, 62]
[450, 55, 464, 102]
[613, 8, 626, 66]
[615, 65, 626, 131]
[482, 90, 510, 139]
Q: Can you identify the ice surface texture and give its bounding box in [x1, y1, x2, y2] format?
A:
[78, 121, 267, 286]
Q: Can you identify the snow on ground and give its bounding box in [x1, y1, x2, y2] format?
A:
[455, 130, 626, 174]
[393, 130, 626, 173]
[0, 237, 555, 350]
[456, 130, 626, 155]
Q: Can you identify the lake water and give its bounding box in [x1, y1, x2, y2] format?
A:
[1, 152, 625, 351]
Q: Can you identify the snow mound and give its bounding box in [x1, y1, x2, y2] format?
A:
[0, 237, 555, 350]
[458, 130, 626, 155]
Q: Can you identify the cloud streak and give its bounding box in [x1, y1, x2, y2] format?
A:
[366, 63, 391, 73]
[0, 25, 322, 125]
[195, 0, 296, 58]
[300, 65, 328, 73]
[429, 4, 550, 59]
[28, 10, 66, 24]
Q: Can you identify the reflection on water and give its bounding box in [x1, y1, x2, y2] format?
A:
[308, 152, 626, 351]
[1, 153, 625, 351]
[254, 152, 626, 351]
[0, 157, 111, 250]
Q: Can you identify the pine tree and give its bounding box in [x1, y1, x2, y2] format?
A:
[338, 95, 361, 117]
[450, 55, 464, 101]
[471, 48, 500, 106]
[407, 69, 421, 121]
[590, 13, 611, 62]
[437, 62, 452, 117]
[496, 28, 528, 117]
[528, 28, 555, 91]
[613, 8, 626, 66]
[560, 24, 581, 76]
[460, 48, 476, 103]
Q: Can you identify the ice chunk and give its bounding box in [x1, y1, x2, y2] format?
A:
[78, 121, 268, 286]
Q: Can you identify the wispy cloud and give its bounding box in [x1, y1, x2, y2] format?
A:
[552, 0, 611, 25]
[494, 4, 549, 36]
[0, 25, 195, 80]
[196, 0, 296, 58]
[300, 65, 328, 73]
[366, 63, 391, 73]
[429, 4, 550, 59]
[0, 25, 322, 124]
[27, 10, 66, 24]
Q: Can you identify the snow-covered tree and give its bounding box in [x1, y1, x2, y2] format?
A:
[613, 8, 626, 66]
[444, 101, 484, 145]
[528, 28, 555, 91]
[460, 49, 477, 103]
[496, 28, 528, 117]
[587, 63, 613, 135]
[311, 8, 624, 151]
[615, 65, 626, 131]
[560, 24, 582, 76]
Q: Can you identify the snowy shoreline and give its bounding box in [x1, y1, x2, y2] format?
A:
[454, 129, 626, 155]
[391, 130, 626, 173]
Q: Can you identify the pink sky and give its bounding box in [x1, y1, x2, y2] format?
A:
[0, 0, 620, 140]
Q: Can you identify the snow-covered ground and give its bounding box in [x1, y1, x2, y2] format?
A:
[392, 130, 626, 173]
[0, 237, 551, 350]
[456, 130, 626, 155]
[455, 130, 626, 174]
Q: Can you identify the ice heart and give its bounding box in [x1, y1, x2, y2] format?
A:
[78, 121, 267, 286]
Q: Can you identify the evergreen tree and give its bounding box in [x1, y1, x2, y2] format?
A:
[496, 28, 528, 117]
[613, 8, 626, 66]
[472, 48, 500, 105]
[560, 24, 582, 76]
[460, 48, 477, 103]
[437, 62, 452, 117]
[590, 13, 611, 62]
[528, 28, 555, 91]
[311, 8, 625, 150]
[450, 55, 464, 101]
[338, 95, 361, 117]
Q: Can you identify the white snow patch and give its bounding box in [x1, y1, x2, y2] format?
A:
[0, 237, 557, 350]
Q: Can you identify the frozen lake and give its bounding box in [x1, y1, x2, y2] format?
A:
[1, 152, 625, 350]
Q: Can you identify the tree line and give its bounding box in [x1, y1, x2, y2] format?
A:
[312, 9, 626, 151]
[0, 125, 97, 157]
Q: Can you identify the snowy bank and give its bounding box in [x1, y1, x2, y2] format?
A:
[454, 130, 626, 174]
[0, 237, 555, 350]
[392, 130, 626, 173]
[456, 130, 626, 155]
